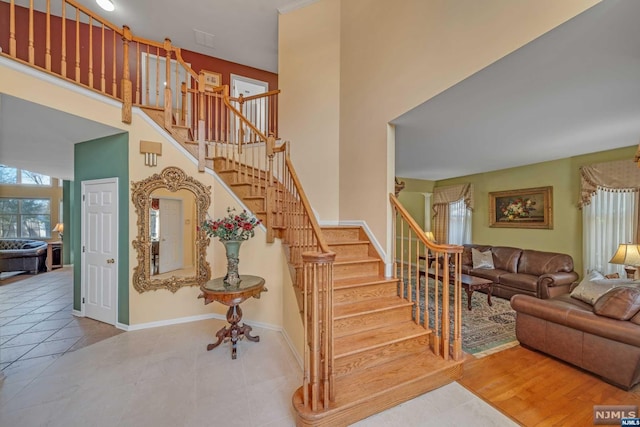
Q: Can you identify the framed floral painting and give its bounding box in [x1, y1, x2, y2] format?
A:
[489, 186, 553, 229]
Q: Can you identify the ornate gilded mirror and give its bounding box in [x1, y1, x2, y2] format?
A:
[132, 167, 211, 293]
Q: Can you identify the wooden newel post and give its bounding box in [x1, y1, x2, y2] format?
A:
[301, 251, 336, 411]
[265, 135, 277, 243]
[121, 26, 132, 124]
[163, 38, 173, 130]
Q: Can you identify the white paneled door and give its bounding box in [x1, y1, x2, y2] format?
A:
[82, 178, 118, 325]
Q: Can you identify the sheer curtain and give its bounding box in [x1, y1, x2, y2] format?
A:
[448, 198, 472, 245]
[583, 188, 638, 276]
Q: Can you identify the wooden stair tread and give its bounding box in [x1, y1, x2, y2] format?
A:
[333, 256, 379, 266]
[333, 296, 412, 318]
[328, 240, 369, 245]
[332, 352, 462, 406]
[334, 321, 430, 358]
[333, 275, 397, 289]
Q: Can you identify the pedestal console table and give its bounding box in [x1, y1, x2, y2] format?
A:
[198, 275, 267, 359]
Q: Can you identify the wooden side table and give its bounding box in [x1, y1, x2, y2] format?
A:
[198, 275, 267, 359]
[46, 241, 63, 271]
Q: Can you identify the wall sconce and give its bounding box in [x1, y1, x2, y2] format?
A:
[52, 223, 64, 240]
[140, 140, 162, 167]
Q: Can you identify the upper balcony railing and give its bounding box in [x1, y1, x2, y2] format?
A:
[0, 0, 279, 139]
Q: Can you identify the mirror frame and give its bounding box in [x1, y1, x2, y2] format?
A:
[131, 166, 211, 293]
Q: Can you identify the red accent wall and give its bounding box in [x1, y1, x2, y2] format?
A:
[181, 49, 278, 91]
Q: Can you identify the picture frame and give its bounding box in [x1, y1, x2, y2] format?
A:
[489, 186, 553, 229]
[201, 70, 222, 91]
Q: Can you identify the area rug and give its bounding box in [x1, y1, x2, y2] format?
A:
[402, 272, 518, 357]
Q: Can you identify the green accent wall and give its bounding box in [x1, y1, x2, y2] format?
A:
[62, 180, 73, 265]
[435, 145, 638, 276]
[74, 133, 129, 325]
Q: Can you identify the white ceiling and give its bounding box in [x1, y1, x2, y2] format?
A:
[3, 0, 639, 184]
[394, 0, 640, 181]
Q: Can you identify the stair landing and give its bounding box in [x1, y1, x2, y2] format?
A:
[293, 351, 463, 426]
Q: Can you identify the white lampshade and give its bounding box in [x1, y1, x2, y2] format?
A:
[424, 231, 436, 243]
[609, 243, 640, 266]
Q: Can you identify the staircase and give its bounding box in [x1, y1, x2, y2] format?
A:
[140, 45, 465, 427]
[289, 226, 462, 426]
[3, 3, 465, 425]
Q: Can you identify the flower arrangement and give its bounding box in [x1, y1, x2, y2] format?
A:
[201, 207, 261, 241]
[500, 197, 536, 221]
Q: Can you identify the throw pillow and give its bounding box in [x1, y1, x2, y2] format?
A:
[471, 248, 494, 269]
[605, 272, 620, 279]
[570, 272, 637, 305]
[593, 286, 640, 320]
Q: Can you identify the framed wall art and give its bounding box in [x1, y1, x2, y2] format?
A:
[201, 70, 222, 91]
[489, 186, 553, 229]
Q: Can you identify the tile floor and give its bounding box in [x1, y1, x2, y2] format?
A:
[0, 267, 123, 377]
[0, 267, 517, 426]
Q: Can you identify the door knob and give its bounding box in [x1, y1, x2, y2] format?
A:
[107, 259, 115, 264]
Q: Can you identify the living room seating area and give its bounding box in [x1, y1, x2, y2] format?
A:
[461, 244, 579, 300]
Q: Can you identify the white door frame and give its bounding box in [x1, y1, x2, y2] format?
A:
[230, 73, 269, 97]
[80, 177, 118, 325]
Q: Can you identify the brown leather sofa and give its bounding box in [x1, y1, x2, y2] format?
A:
[511, 287, 640, 390]
[461, 244, 578, 299]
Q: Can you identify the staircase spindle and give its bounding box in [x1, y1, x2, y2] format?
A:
[28, 0, 34, 64]
[45, 0, 51, 70]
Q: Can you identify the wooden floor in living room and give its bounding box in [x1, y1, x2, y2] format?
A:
[460, 345, 640, 426]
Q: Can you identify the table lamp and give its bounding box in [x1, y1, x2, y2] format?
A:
[52, 223, 64, 240]
[425, 231, 436, 243]
[609, 243, 640, 279]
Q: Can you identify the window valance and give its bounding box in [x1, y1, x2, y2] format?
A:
[579, 159, 640, 208]
[433, 183, 474, 210]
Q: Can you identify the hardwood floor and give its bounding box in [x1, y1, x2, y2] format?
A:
[460, 345, 640, 426]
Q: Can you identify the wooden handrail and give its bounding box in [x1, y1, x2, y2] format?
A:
[230, 89, 281, 103]
[389, 193, 461, 255]
[389, 192, 463, 361]
[62, 0, 124, 35]
[223, 93, 269, 143]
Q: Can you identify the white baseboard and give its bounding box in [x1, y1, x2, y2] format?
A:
[281, 327, 303, 368]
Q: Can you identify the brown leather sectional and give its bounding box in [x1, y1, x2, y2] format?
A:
[511, 289, 640, 390]
[461, 244, 579, 299]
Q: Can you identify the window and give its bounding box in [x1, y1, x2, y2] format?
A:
[448, 198, 472, 245]
[0, 165, 51, 186]
[582, 188, 637, 276]
[0, 198, 51, 238]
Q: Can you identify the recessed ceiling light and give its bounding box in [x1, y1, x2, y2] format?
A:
[96, 0, 115, 12]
